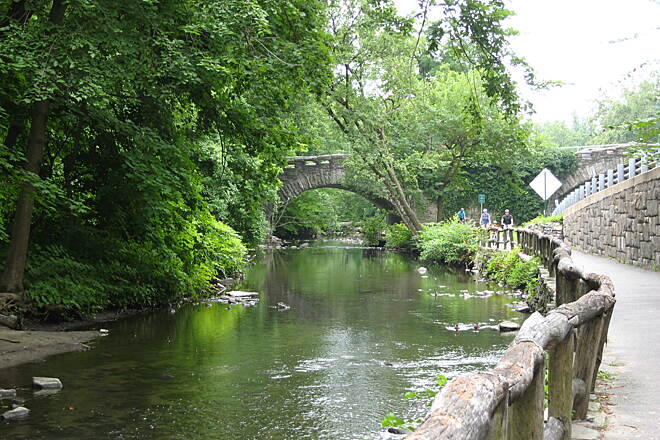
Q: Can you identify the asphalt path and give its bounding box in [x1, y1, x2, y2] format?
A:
[570, 250, 660, 439]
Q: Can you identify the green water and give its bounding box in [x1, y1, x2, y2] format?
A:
[0, 241, 522, 439]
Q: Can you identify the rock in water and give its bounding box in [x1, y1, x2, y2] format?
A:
[498, 321, 521, 332]
[226, 291, 259, 298]
[2, 406, 29, 420]
[32, 377, 63, 390]
[417, 267, 428, 274]
[0, 389, 16, 398]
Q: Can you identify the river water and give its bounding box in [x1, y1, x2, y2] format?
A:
[0, 241, 523, 439]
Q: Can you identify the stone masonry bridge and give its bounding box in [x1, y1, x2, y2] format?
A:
[549, 143, 632, 208]
[277, 154, 403, 222]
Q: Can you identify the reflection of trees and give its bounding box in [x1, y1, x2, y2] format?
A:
[1, 246, 520, 439]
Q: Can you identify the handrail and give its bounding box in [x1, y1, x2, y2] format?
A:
[404, 228, 615, 440]
[553, 154, 657, 215]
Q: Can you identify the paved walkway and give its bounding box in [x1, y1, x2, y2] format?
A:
[570, 251, 660, 439]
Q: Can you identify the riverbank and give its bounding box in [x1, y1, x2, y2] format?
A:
[0, 327, 100, 370]
[0, 309, 150, 369]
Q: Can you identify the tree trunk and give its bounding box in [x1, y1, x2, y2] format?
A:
[384, 163, 423, 232]
[0, 101, 49, 292]
[435, 194, 443, 222]
[0, 0, 68, 293]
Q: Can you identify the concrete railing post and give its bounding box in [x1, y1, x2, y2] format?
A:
[629, 158, 637, 178]
[598, 173, 605, 192]
[607, 169, 614, 188]
[590, 176, 597, 194]
[617, 163, 625, 183]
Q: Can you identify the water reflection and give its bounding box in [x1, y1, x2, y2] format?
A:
[0, 241, 521, 439]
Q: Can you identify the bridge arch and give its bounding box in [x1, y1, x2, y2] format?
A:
[278, 154, 401, 222]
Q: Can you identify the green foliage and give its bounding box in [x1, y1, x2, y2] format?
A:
[381, 373, 448, 432]
[484, 249, 540, 294]
[417, 221, 483, 264]
[0, 0, 329, 314]
[597, 370, 615, 381]
[380, 413, 416, 432]
[274, 189, 378, 240]
[360, 214, 387, 246]
[440, 143, 577, 224]
[24, 218, 246, 317]
[523, 214, 563, 226]
[590, 76, 659, 145]
[385, 223, 414, 250]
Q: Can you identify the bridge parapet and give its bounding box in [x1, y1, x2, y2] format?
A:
[404, 229, 615, 440]
[283, 154, 349, 169]
[553, 152, 657, 215]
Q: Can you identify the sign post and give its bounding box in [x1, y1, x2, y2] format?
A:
[529, 168, 562, 216]
[478, 193, 486, 212]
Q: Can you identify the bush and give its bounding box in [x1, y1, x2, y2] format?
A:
[483, 248, 540, 293]
[523, 214, 563, 226]
[24, 218, 247, 318]
[384, 223, 413, 250]
[417, 221, 484, 264]
[360, 214, 386, 246]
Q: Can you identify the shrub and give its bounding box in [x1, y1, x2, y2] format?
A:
[523, 214, 563, 226]
[417, 221, 484, 264]
[24, 218, 247, 318]
[483, 248, 540, 294]
[384, 223, 413, 250]
[360, 214, 386, 246]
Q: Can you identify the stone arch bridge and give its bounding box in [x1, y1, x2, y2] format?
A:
[277, 154, 402, 223]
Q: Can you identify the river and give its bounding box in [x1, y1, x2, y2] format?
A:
[0, 241, 523, 439]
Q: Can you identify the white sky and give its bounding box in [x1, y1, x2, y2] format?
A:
[394, 0, 660, 123]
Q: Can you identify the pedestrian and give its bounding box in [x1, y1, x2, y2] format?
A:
[457, 208, 466, 223]
[480, 209, 491, 229]
[501, 209, 514, 242]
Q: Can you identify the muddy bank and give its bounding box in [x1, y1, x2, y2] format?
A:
[0, 309, 147, 369]
[0, 327, 100, 370]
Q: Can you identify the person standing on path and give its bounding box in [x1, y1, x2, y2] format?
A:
[457, 208, 466, 223]
[501, 209, 514, 243]
[479, 209, 490, 228]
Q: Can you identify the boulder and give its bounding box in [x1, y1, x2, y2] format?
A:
[0, 313, 19, 330]
[498, 321, 521, 332]
[226, 291, 258, 298]
[0, 389, 16, 398]
[32, 377, 63, 390]
[2, 406, 29, 420]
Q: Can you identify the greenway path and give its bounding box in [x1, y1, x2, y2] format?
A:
[570, 250, 660, 439]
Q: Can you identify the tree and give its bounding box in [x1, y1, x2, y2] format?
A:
[590, 75, 660, 145]
[0, 0, 331, 309]
[317, 0, 528, 232]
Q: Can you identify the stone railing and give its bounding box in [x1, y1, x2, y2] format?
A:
[553, 155, 657, 215]
[283, 153, 349, 170]
[405, 228, 615, 440]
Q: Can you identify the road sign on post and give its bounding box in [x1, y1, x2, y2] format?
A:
[529, 168, 562, 215]
[478, 194, 485, 212]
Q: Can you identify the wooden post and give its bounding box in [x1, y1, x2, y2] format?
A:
[487, 389, 509, 440]
[549, 331, 573, 440]
[573, 315, 605, 419]
[591, 310, 613, 392]
[508, 361, 544, 440]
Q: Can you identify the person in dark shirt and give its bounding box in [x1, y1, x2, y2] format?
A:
[501, 209, 514, 243]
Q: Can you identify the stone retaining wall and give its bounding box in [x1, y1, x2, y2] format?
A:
[564, 166, 660, 269]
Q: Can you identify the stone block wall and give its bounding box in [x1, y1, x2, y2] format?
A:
[564, 167, 660, 269]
